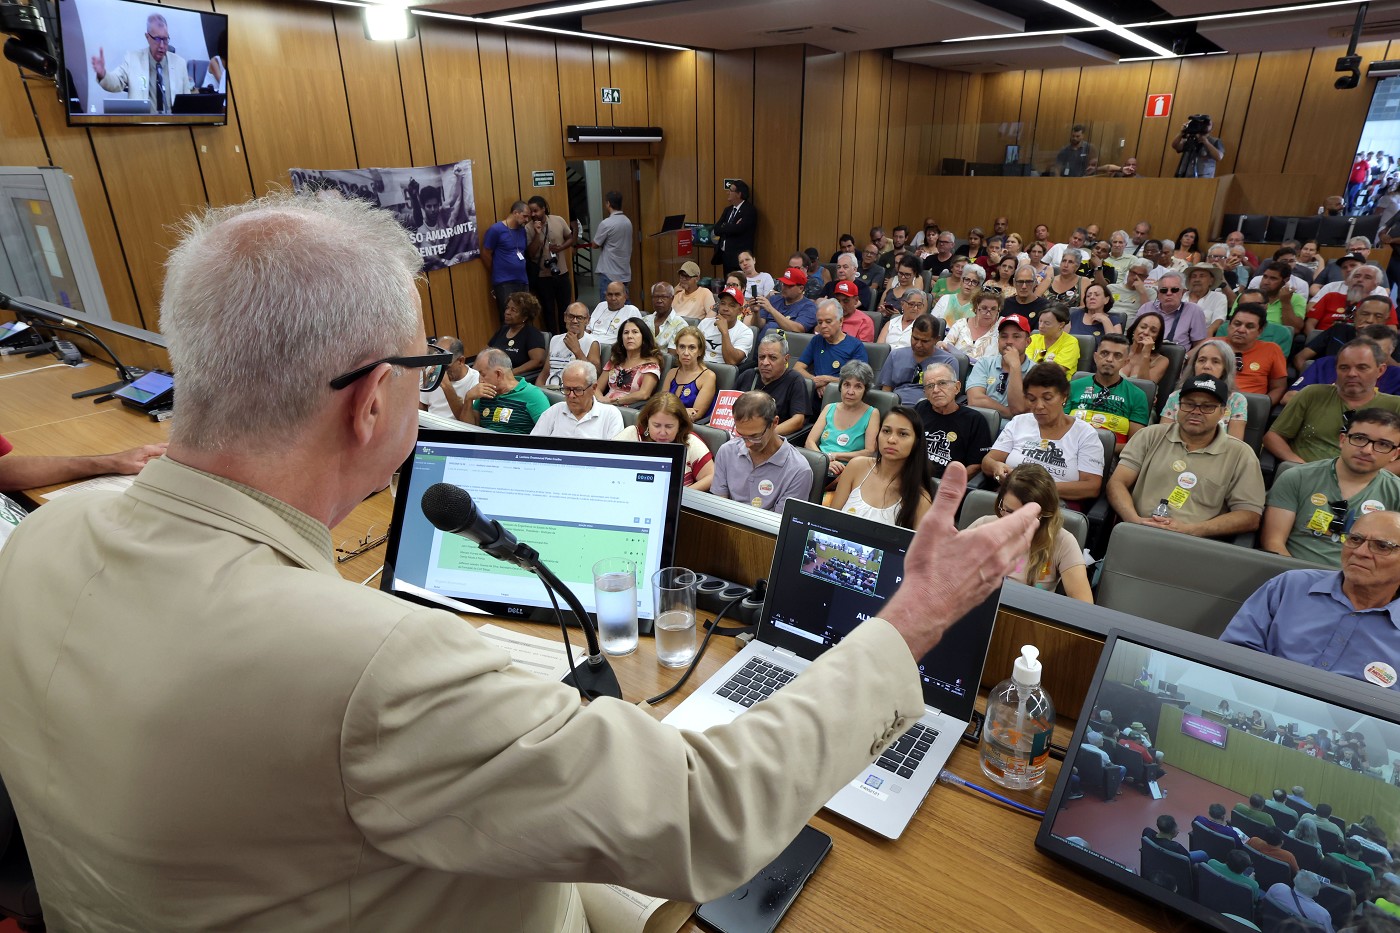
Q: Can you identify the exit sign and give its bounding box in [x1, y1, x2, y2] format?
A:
[1145, 93, 1173, 118]
[601, 87, 621, 104]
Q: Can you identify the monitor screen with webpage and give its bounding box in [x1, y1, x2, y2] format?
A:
[382, 430, 685, 628]
[1037, 629, 1400, 931]
[59, 0, 229, 125]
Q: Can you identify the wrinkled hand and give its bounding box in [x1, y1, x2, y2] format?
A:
[879, 462, 1039, 659]
[829, 460, 846, 476]
[109, 443, 166, 474]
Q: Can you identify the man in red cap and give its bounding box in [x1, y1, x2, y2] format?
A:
[966, 315, 1034, 418]
[698, 287, 753, 366]
[833, 280, 875, 342]
[747, 267, 817, 338]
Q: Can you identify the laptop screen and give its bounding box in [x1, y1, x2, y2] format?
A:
[757, 500, 998, 722]
[1038, 629, 1400, 931]
[382, 430, 684, 624]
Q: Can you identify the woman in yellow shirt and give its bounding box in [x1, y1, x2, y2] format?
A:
[1025, 303, 1079, 375]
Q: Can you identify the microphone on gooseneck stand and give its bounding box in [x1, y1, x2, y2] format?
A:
[420, 482, 622, 701]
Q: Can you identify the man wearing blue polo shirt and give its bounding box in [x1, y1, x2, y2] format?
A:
[966, 314, 1035, 418]
[794, 299, 868, 404]
[748, 267, 817, 337]
[1222, 508, 1400, 688]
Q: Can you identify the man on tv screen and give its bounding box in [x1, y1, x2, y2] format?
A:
[91, 12, 194, 114]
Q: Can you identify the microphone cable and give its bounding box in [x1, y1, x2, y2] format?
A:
[646, 582, 763, 706]
[542, 581, 588, 701]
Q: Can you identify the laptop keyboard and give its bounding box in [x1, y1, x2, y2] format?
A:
[876, 722, 939, 779]
[717, 657, 797, 707]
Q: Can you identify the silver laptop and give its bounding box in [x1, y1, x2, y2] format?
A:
[664, 499, 1001, 839]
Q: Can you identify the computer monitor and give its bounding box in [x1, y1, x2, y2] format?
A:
[381, 429, 685, 630]
[1038, 628, 1400, 931]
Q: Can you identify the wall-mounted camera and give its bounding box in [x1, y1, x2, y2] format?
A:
[1, 0, 58, 78]
[1336, 53, 1363, 90]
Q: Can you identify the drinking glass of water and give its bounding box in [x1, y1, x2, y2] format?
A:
[652, 567, 698, 668]
[592, 557, 638, 656]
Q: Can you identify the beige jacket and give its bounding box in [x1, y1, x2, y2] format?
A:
[0, 457, 923, 931]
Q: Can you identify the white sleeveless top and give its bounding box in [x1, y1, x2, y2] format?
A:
[844, 470, 900, 524]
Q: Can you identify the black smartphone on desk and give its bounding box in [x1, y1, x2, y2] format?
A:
[695, 825, 831, 933]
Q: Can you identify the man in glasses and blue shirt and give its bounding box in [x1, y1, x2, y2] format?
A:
[1225, 505, 1400, 690]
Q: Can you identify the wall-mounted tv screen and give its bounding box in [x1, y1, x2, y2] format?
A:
[1346, 76, 1400, 214]
[59, 0, 228, 126]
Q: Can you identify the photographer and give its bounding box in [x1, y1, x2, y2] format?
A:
[1172, 115, 1224, 178]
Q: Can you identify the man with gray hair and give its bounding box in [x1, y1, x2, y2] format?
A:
[463, 346, 550, 434]
[820, 252, 873, 311]
[91, 12, 194, 113]
[1112, 259, 1157, 315]
[1263, 872, 1333, 929]
[0, 191, 1045, 930]
[419, 334, 479, 420]
[642, 280, 686, 351]
[1312, 236, 1376, 295]
[710, 391, 813, 513]
[794, 299, 869, 402]
[1135, 270, 1208, 351]
[530, 360, 621, 439]
[735, 333, 813, 435]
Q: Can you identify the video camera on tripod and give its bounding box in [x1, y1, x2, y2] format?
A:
[1183, 114, 1212, 137]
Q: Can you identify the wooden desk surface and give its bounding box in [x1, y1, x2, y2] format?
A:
[4, 359, 1187, 931]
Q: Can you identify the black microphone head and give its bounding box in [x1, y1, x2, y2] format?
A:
[421, 482, 477, 534]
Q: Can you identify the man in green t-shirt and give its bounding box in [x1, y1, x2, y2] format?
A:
[1265, 338, 1400, 468]
[464, 347, 551, 434]
[1066, 334, 1150, 452]
[1261, 408, 1400, 565]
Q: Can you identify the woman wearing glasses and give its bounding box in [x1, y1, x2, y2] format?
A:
[878, 255, 924, 319]
[1121, 311, 1171, 385]
[932, 263, 984, 325]
[1159, 340, 1248, 440]
[877, 289, 930, 350]
[982, 363, 1105, 507]
[805, 361, 879, 485]
[942, 290, 1002, 360]
[929, 255, 970, 301]
[659, 326, 717, 422]
[968, 463, 1093, 603]
[613, 393, 714, 491]
[827, 406, 933, 528]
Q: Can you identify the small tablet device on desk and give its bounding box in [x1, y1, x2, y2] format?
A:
[112, 370, 174, 412]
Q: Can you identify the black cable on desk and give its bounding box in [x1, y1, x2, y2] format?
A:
[646, 593, 749, 706]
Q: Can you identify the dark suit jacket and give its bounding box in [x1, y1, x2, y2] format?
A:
[713, 201, 757, 270]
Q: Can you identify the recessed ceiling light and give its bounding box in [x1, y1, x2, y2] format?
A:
[1047, 0, 1176, 58]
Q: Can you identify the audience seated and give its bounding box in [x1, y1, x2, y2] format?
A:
[587, 279, 643, 340]
[827, 406, 933, 528]
[642, 281, 689, 351]
[1207, 849, 1261, 899]
[747, 267, 817, 338]
[699, 287, 754, 366]
[1109, 258, 1156, 316]
[967, 314, 1035, 418]
[670, 260, 716, 319]
[878, 255, 925, 323]
[419, 335, 478, 420]
[877, 313, 956, 406]
[820, 252, 874, 312]
[1222, 303, 1288, 404]
[794, 300, 870, 404]
[735, 333, 813, 436]
[595, 318, 663, 408]
[530, 361, 622, 440]
[857, 243, 887, 296]
[1265, 339, 1400, 468]
[1305, 265, 1395, 340]
[463, 347, 551, 434]
[943, 290, 1002, 360]
[879, 288, 932, 349]
[709, 391, 813, 514]
[1236, 793, 1279, 829]
[1159, 340, 1249, 440]
[1143, 814, 1206, 863]
[983, 362, 1105, 506]
[969, 463, 1092, 602]
[1134, 270, 1207, 351]
[1071, 282, 1121, 340]
[1222, 509, 1400, 686]
[539, 302, 601, 389]
[933, 264, 984, 325]
[1292, 316, 1400, 403]
[1066, 334, 1150, 452]
[1263, 870, 1334, 930]
[1245, 260, 1307, 334]
[1026, 303, 1080, 375]
[660, 325, 717, 423]
[833, 282, 876, 343]
[1003, 265, 1050, 326]
[488, 291, 548, 376]
[1120, 310, 1171, 385]
[1198, 802, 1249, 844]
[1260, 409, 1400, 564]
[1184, 262, 1230, 331]
[613, 393, 714, 491]
[913, 362, 991, 481]
[805, 362, 879, 484]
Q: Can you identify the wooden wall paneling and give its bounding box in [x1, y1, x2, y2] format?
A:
[868, 57, 894, 235]
[1153, 55, 1236, 179]
[797, 49, 844, 253]
[1284, 42, 1387, 208]
[881, 62, 912, 228]
[606, 46, 653, 161]
[0, 66, 49, 166]
[556, 40, 603, 161]
[1136, 59, 1181, 178]
[647, 51, 699, 291]
[836, 52, 861, 236]
[476, 31, 520, 221]
[712, 50, 755, 209]
[592, 44, 615, 159]
[958, 72, 983, 162]
[506, 34, 567, 195]
[974, 71, 1025, 164]
[395, 34, 441, 336]
[901, 64, 937, 183]
[751, 45, 804, 272]
[1217, 53, 1259, 176]
[1018, 69, 1043, 171]
[87, 126, 209, 328]
[418, 20, 495, 353]
[929, 69, 952, 173]
[1030, 67, 1081, 174]
[848, 51, 885, 238]
[1073, 61, 1152, 168]
[1225, 173, 1324, 217]
[332, 7, 412, 168]
[1233, 49, 1310, 175]
[694, 51, 717, 229]
[219, 0, 356, 191]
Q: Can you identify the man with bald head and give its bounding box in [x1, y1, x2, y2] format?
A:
[463, 346, 550, 433]
[1223, 508, 1400, 688]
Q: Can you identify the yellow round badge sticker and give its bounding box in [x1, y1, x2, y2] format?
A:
[1310, 493, 1328, 507]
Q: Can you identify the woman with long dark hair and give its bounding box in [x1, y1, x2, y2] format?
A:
[595, 317, 662, 407]
[1121, 310, 1170, 384]
[828, 406, 933, 528]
